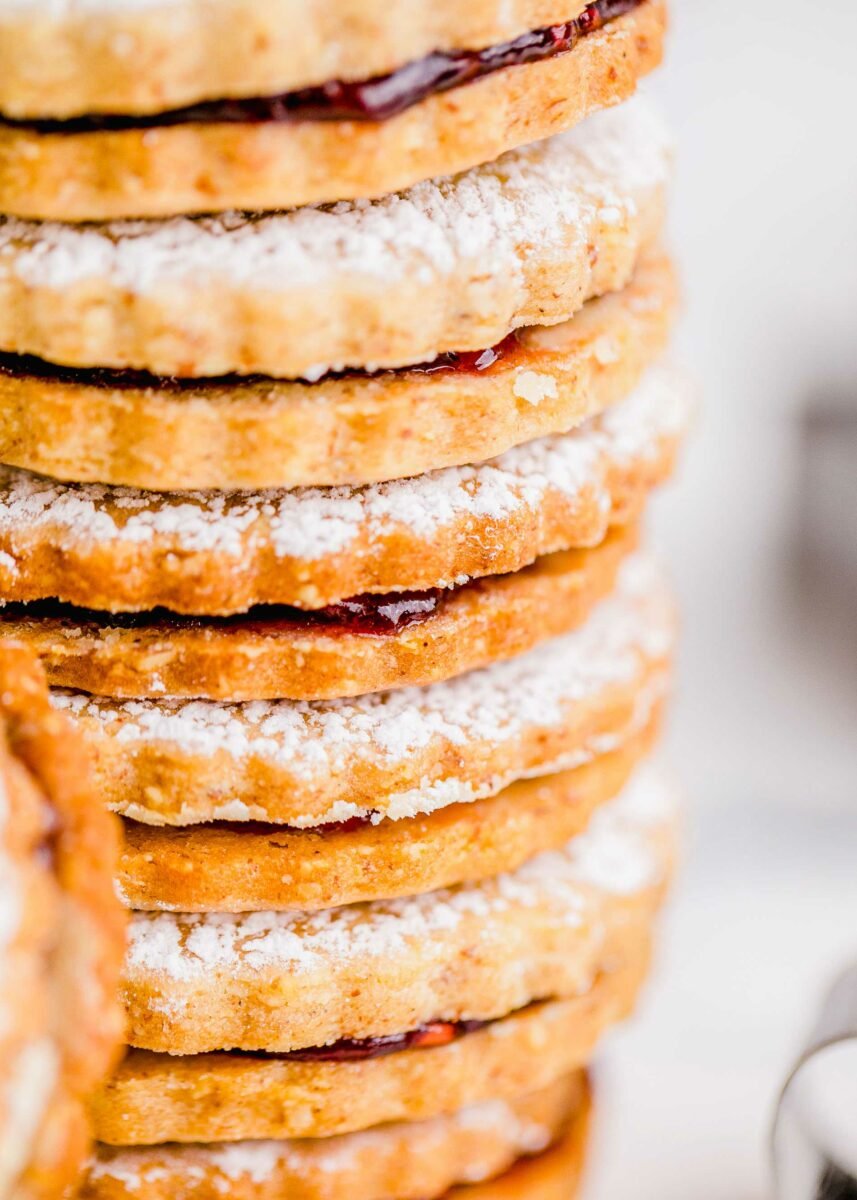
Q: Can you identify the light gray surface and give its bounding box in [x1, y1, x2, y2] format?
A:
[586, 11, 857, 1181]
[587, 803, 857, 1199]
[646, 0, 857, 811]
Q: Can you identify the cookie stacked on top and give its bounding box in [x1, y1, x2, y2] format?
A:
[0, 2, 685, 1196]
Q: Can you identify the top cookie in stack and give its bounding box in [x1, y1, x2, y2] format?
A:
[0, 0, 665, 219]
[0, 4, 682, 1198]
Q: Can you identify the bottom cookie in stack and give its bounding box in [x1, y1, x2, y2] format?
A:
[0, 643, 124, 1200]
[83, 761, 676, 1200]
[86, 1074, 590, 1200]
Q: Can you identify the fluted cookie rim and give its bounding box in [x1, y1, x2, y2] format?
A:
[84, 1073, 590, 1200]
[50, 555, 675, 827]
[117, 724, 658, 913]
[0, 362, 690, 615]
[4, 526, 637, 702]
[0, 98, 669, 375]
[0, 253, 676, 491]
[120, 766, 677, 1053]
[95, 958, 641, 1144]
[0, 3, 665, 220]
[0, 1, 597, 120]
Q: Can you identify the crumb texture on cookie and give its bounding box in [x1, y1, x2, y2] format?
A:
[0, 363, 691, 613]
[117, 725, 657, 913]
[93, 964, 636, 1144]
[1, 526, 637, 701]
[0, 96, 671, 376]
[121, 764, 677, 1053]
[0, 2, 666, 220]
[50, 555, 675, 827]
[0, 252, 678, 490]
[84, 1073, 590, 1200]
[0, 1, 594, 119]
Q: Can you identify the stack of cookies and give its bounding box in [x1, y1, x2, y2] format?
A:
[0, 1, 687, 1196]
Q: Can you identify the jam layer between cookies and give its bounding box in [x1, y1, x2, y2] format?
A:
[0, 334, 520, 391]
[3, 588, 448, 637]
[271, 1013, 500, 1063]
[3, 0, 644, 133]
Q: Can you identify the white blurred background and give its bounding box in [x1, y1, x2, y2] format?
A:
[653, 0, 857, 808]
[586, 2, 857, 1195]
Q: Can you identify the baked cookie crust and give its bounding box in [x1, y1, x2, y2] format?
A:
[0, 4, 665, 220]
[117, 726, 657, 913]
[94, 954, 642, 1145]
[0, 1, 591, 120]
[0, 98, 670, 377]
[121, 767, 676, 1054]
[4, 526, 636, 702]
[0, 364, 690, 615]
[84, 1074, 589, 1200]
[0, 253, 676, 491]
[51, 556, 674, 827]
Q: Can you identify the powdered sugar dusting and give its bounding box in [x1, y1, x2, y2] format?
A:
[0, 98, 670, 292]
[124, 763, 673, 983]
[88, 1091, 556, 1190]
[0, 367, 690, 566]
[51, 555, 674, 824]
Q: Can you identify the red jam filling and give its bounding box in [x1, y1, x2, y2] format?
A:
[406, 333, 520, 377]
[10, 586, 451, 638]
[7, 1, 643, 132]
[0, 335, 519, 390]
[312, 590, 445, 633]
[283, 1017, 492, 1063]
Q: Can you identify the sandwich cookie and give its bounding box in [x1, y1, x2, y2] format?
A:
[95, 949, 643, 1145]
[0, 98, 671, 379]
[1, 524, 637, 702]
[0, 363, 690, 615]
[50, 554, 675, 827]
[0, 3, 665, 220]
[0, 643, 124, 1200]
[117, 723, 658, 913]
[121, 764, 677, 1054]
[0, 0, 625, 118]
[0, 253, 676, 491]
[84, 1073, 590, 1200]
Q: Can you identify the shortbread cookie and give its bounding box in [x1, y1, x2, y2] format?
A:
[0, 253, 676, 491]
[0, 98, 670, 376]
[96, 949, 642, 1144]
[0, 643, 125, 1200]
[122, 765, 676, 1053]
[51, 555, 674, 827]
[0, 1, 596, 119]
[118, 725, 657, 912]
[5, 525, 636, 702]
[84, 1074, 589, 1200]
[0, 3, 664, 221]
[0, 363, 689, 615]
